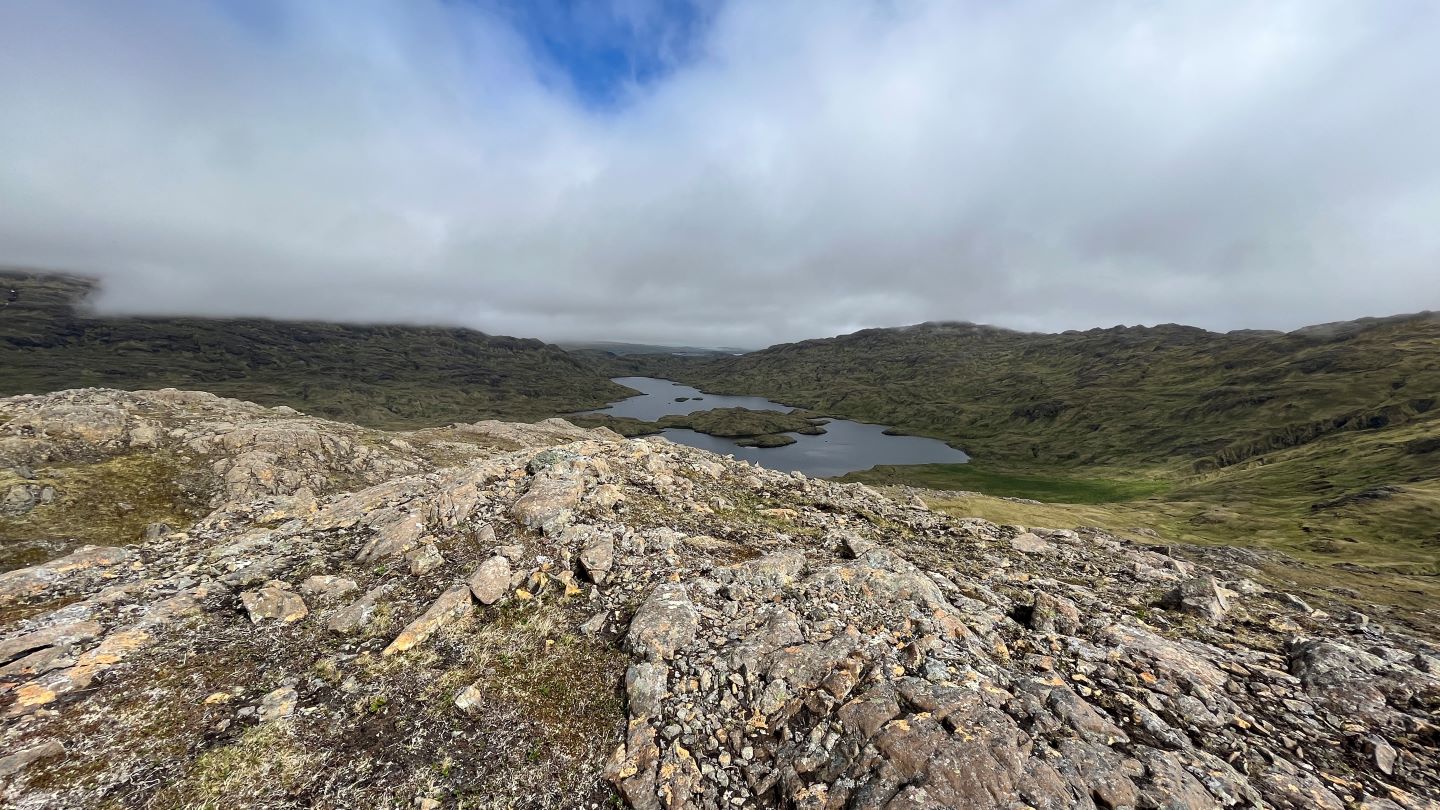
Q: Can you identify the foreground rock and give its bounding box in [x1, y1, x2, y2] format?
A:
[0, 388, 1436, 809]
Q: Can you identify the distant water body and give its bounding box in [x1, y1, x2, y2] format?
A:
[590, 377, 968, 478]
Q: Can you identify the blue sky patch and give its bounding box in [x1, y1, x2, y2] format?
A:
[480, 0, 716, 107]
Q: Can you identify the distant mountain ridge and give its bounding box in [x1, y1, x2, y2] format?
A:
[0, 269, 629, 427]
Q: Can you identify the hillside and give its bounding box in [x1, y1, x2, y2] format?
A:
[1, 389, 1436, 808]
[631, 318, 1440, 469]
[0, 270, 629, 428]
[616, 318, 1440, 573]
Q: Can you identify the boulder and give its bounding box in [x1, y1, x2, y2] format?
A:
[1010, 532, 1056, 555]
[467, 555, 511, 606]
[512, 462, 589, 534]
[240, 581, 309, 624]
[382, 584, 473, 656]
[1160, 575, 1230, 623]
[625, 583, 698, 662]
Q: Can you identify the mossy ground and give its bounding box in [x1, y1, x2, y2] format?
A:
[840, 462, 1169, 503]
[0, 452, 210, 569]
[43, 593, 629, 809]
[154, 723, 314, 810]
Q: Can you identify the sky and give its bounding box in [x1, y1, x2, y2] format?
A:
[1, 0, 1438, 347]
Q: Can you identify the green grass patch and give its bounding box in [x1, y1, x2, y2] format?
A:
[840, 463, 1169, 503]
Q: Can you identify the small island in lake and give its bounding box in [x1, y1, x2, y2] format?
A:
[572, 405, 828, 447]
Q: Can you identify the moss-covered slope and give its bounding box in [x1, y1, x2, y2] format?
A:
[0, 270, 629, 428]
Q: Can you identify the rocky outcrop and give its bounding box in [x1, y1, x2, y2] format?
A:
[0, 545, 135, 606]
[0, 389, 1436, 809]
[1160, 574, 1232, 623]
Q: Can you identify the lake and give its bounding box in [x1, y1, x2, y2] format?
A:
[590, 377, 969, 478]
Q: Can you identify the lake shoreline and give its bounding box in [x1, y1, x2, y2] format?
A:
[574, 376, 969, 478]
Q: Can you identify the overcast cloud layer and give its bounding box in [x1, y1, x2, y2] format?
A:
[2, 1, 1438, 346]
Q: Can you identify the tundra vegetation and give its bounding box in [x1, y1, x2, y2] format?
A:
[603, 317, 1440, 577]
[0, 270, 629, 429]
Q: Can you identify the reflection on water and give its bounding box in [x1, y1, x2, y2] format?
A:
[590, 377, 968, 478]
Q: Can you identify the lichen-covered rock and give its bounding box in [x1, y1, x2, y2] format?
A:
[258, 686, 297, 722]
[512, 460, 591, 533]
[381, 584, 473, 656]
[625, 583, 698, 662]
[10, 627, 154, 714]
[1009, 531, 1055, 555]
[0, 621, 102, 669]
[0, 545, 136, 605]
[240, 581, 309, 624]
[298, 574, 358, 601]
[467, 555, 511, 606]
[355, 510, 427, 563]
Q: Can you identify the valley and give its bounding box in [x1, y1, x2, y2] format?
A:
[4, 269, 1437, 584]
[605, 318, 1440, 577]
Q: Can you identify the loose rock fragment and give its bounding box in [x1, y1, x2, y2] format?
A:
[467, 555, 512, 606]
[454, 682, 485, 714]
[578, 529, 616, 585]
[625, 583, 698, 662]
[382, 584, 474, 656]
[259, 686, 297, 722]
[240, 581, 309, 624]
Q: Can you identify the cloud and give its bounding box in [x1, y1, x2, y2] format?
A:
[1, 0, 1438, 346]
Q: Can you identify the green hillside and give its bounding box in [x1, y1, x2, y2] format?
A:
[620, 317, 1440, 573]
[0, 270, 630, 427]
